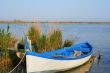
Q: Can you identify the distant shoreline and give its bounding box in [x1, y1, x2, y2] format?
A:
[0, 21, 110, 24]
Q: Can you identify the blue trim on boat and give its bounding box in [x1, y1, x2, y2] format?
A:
[26, 42, 92, 60]
[26, 51, 92, 60]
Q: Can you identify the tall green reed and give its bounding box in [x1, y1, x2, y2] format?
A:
[0, 25, 17, 57]
[27, 26, 73, 53]
[0, 25, 17, 67]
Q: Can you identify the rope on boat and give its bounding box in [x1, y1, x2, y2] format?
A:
[8, 52, 26, 73]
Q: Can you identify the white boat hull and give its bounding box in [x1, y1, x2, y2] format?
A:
[26, 54, 91, 73]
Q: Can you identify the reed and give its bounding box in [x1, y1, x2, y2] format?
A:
[37, 29, 62, 53]
[27, 26, 41, 52]
[0, 25, 17, 66]
[27, 26, 74, 53]
[63, 40, 74, 47]
[48, 29, 62, 50]
[19, 37, 25, 45]
[37, 35, 47, 52]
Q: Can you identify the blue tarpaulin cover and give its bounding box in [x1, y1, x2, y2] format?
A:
[66, 42, 92, 52]
[41, 42, 92, 57]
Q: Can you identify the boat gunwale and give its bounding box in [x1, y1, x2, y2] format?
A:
[26, 50, 92, 60]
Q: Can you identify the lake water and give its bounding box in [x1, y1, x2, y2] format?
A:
[0, 23, 110, 73]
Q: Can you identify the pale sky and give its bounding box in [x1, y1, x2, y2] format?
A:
[0, 0, 110, 21]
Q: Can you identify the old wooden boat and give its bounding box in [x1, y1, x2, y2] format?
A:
[25, 37, 92, 73]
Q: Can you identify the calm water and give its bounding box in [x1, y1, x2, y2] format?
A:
[0, 23, 110, 73]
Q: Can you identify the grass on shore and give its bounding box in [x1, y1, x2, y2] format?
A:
[0, 25, 18, 67]
[26, 25, 74, 53]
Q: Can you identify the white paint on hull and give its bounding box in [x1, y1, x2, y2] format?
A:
[26, 55, 91, 73]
